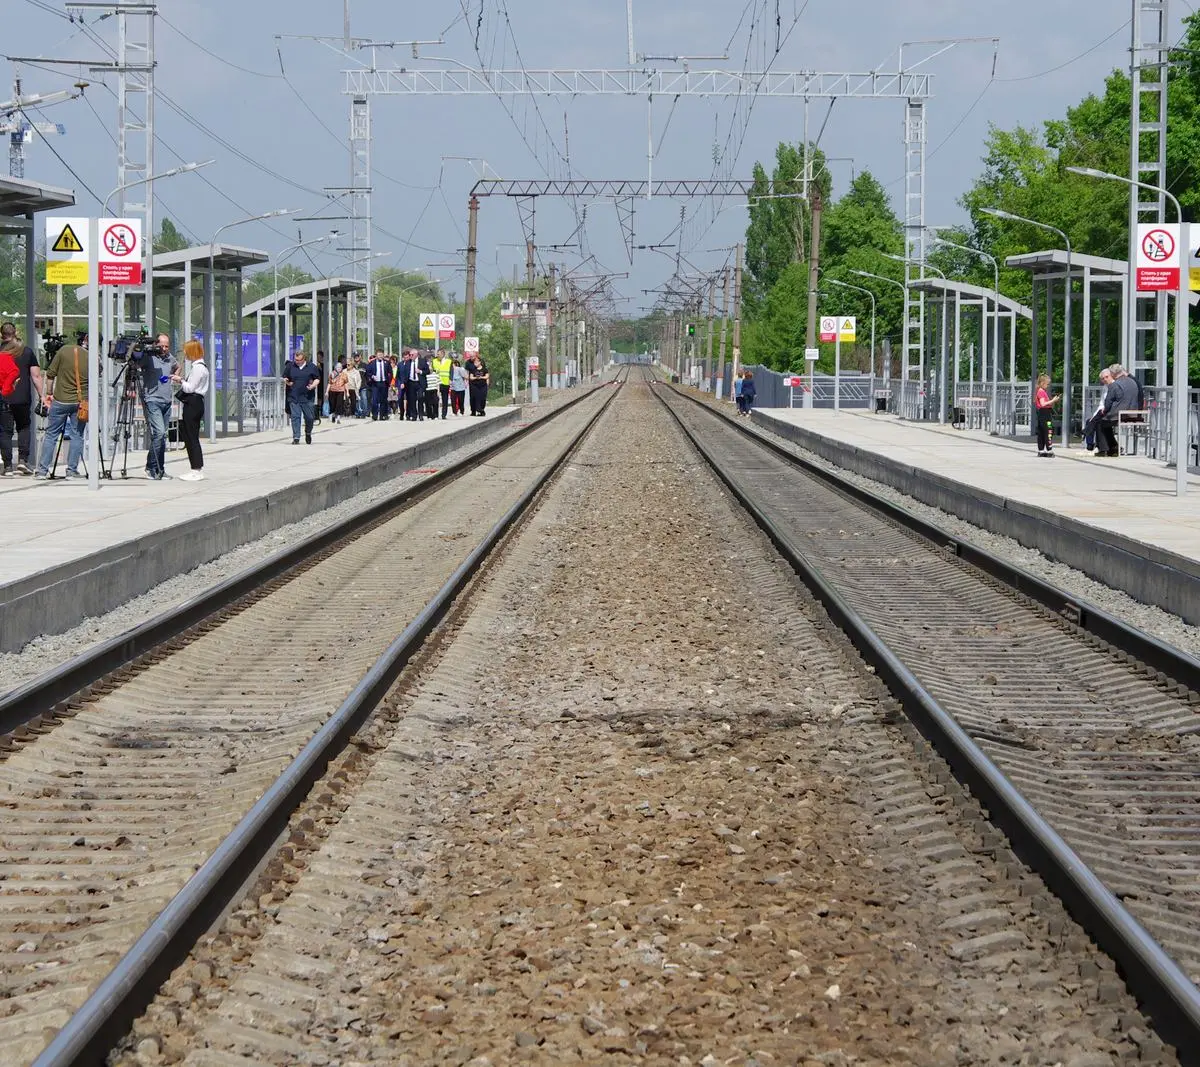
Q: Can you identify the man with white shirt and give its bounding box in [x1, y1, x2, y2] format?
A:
[364, 350, 392, 421]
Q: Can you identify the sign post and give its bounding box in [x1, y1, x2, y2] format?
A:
[1176, 223, 1191, 496]
[87, 218, 99, 491]
[804, 347, 819, 409]
[835, 317, 856, 413]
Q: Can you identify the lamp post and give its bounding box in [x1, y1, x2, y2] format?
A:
[207, 209, 296, 441]
[883, 253, 945, 420]
[271, 232, 339, 379]
[383, 276, 447, 352]
[928, 235, 1002, 431]
[850, 269, 906, 384]
[97, 161, 215, 457]
[825, 276, 876, 381]
[980, 208, 1073, 448]
[1067, 166, 1190, 496]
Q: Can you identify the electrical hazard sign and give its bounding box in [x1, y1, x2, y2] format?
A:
[45, 217, 89, 285]
[419, 313, 437, 340]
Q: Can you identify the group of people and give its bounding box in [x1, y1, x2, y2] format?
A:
[283, 348, 491, 444]
[732, 368, 757, 415]
[1035, 363, 1144, 458]
[0, 324, 208, 482]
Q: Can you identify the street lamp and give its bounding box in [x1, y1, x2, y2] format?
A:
[1067, 166, 1189, 496]
[380, 276, 447, 352]
[851, 269, 906, 382]
[884, 253, 946, 420]
[825, 277, 876, 379]
[96, 160, 215, 457]
[270, 231, 340, 379]
[207, 209, 297, 441]
[928, 233, 1002, 431]
[980, 207, 1073, 448]
[101, 160, 215, 216]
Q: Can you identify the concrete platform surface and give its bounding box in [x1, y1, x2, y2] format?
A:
[754, 408, 1200, 623]
[0, 411, 515, 584]
[759, 409, 1200, 562]
[0, 408, 518, 652]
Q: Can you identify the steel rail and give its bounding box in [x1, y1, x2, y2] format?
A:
[674, 388, 1200, 692]
[33, 374, 626, 1067]
[0, 384, 607, 736]
[655, 383, 1200, 1061]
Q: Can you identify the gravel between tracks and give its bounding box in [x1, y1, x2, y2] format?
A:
[122, 382, 1168, 1067]
[734, 408, 1200, 661]
[0, 394, 582, 698]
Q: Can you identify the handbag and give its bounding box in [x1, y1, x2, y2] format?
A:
[72, 346, 88, 423]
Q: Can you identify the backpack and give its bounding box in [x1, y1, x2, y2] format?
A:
[0, 349, 19, 398]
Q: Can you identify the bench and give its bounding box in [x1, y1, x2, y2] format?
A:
[1118, 409, 1150, 455]
[952, 396, 988, 430]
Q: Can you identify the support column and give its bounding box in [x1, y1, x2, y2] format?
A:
[716, 266, 730, 400]
[464, 194, 480, 336]
[732, 243, 743, 382]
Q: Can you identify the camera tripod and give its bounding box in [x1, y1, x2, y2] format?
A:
[105, 357, 143, 479]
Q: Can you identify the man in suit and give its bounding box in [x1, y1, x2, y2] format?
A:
[365, 349, 392, 420]
[401, 349, 431, 421]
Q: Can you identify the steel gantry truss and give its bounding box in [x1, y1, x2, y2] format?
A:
[1129, 0, 1172, 385]
[352, 61, 934, 381]
[345, 68, 932, 99]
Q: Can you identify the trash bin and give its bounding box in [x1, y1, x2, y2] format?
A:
[875, 396, 887, 413]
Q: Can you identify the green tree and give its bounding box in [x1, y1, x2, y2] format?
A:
[154, 217, 191, 254]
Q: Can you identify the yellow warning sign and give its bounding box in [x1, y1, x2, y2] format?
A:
[46, 261, 88, 284]
[52, 223, 84, 253]
[418, 312, 437, 340]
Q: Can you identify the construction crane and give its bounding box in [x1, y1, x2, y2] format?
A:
[0, 70, 86, 179]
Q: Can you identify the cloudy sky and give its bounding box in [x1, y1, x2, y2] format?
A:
[9, 0, 1190, 314]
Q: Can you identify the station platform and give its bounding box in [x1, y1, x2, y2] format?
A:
[0, 407, 519, 654]
[752, 407, 1200, 625]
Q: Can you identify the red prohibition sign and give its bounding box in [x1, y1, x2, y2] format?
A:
[103, 223, 137, 257]
[1142, 228, 1175, 262]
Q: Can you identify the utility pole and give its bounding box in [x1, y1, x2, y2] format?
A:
[732, 243, 743, 382]
[526, 239, 538, 402]
[2, 70, 81, 179]
[548, 262, 557, 389]
[805, 185, 822, 353]
[705, 275, 716, 391]
[717, 266, 730, 399]
[510, 263, 519, 399]
[464, 194, 479, 336]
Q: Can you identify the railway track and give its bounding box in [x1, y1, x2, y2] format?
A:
[108, 377, 1172, 1066]
[658, 382, 1200, 1057]
[0, 379, 621, 1067]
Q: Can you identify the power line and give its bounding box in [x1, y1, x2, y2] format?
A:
[17, 107, 102, 205]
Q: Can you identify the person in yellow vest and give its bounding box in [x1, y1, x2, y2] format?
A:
[432, 348, 454, 420]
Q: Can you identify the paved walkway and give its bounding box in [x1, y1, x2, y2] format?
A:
[757, 408, 1200, 565]
[0, 409, 513, 587]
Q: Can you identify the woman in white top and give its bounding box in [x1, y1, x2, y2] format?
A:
[172, 339, 209, 481]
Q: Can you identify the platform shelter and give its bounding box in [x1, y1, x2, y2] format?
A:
[0, 175, 75, 343]
[243, 278, 366, 429]
[904, 277, 1032, 434]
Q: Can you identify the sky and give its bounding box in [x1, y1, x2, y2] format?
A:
[7, 0, 1192, 316]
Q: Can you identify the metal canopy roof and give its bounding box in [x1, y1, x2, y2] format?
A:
[908, 277, 1032, 318]
[1003, 249, 1127, 282]
[154, 243, 271, 274]
[243, 277, 367, 317]
[0, 175, 75, 218]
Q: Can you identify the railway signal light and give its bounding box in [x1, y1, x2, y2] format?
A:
[687, 323, 696, 337]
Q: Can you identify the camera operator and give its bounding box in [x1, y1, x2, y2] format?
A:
[34, 332, 88, 480]
[0, 322, 43, 476]
[136, 333, 179, 481]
